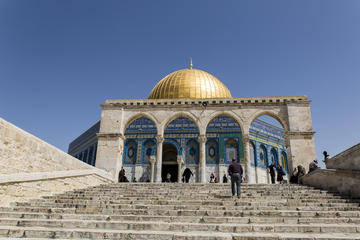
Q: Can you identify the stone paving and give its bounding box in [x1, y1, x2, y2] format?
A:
[0, 183, 359, 239]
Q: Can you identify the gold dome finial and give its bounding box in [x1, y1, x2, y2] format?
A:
[189, 57, 193, 69]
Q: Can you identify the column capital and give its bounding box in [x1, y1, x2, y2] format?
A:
[156, 135, 164, 143]
[177, 155, 184, 165]
[149, 155, 156, 164]
[198, 135, 207, 144]
[242, 134, 250, 142]
[284, 131, 315, 139]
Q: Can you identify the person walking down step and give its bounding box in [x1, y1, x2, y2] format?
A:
[228, 159, 243, 198]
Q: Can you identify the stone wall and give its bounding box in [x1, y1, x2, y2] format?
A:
[325, 143, 360, 171]
[302, 169, 360, 198]
[0, 118, 95, 174]
[302, 142, 360, 198]
[0, 117, 113, 206]
[0, 174, 111, 207]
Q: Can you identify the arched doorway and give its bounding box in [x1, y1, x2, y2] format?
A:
[162, 142, 178, 182]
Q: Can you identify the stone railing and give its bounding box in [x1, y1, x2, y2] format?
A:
[0, 117, 113, 206]
[302, 142, 360, 198]
[325, 143, 360, 171]
[302, 169, 360, 198]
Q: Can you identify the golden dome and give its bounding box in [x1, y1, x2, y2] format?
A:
[148, 65, 232, 99]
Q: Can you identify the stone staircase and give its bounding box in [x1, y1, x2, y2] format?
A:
[0, 183, 359, 239]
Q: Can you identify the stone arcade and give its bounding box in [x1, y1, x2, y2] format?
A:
[69, 62, 316, 183]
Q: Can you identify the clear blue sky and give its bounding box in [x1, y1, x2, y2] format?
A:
[1, 0, 359, 168]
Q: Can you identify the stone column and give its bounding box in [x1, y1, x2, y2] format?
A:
[155, 135, 164, 182]
[177, 155, 184, 183]
[243, 134, 253, 183]
[284, 131, 316, 173]
[149, 155, 156, 183]
[198, 135, 207, 183]
[285, 102, 316, 172]
[95, 133, 125, 182]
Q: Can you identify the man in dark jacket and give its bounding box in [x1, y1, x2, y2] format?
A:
[268, 162, 276, 184]
[228, 159, 243, 198]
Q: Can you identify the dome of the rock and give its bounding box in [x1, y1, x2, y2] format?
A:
[148, 65, 232, 99]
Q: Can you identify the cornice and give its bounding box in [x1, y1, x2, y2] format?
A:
[97, 133, 125, 140]
[284, 131, 315, 138]
[101, 96, 310, 110]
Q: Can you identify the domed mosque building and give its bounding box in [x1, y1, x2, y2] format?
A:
[68, 60, 316, 183]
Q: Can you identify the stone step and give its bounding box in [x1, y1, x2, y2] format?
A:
[6, 203, 360, 214]
[1, 183, 358, 240]
[1, 226, 360, 240]
[58, 188, 333, 192]
[3, 205, 360, 217]
[1, 212, 360, 224]
[11, 202, 360, 212]
[40, 194, 354, 201]
[25, 198, 360, 206]
[0, 218, 359, 234]
[54, 190, 342, 199]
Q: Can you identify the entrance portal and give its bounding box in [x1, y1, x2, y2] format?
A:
[162, 143, 178, 182]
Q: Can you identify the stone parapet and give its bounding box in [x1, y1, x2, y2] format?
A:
[0, 169, 112, 184]
[102, 96, 310, 109]
[301, 169, 360, 198]
[0, 174, 111, 207]
[325, 143, 360, 171]
[0, 117, 114, 207]
[0, 117, 94, 174]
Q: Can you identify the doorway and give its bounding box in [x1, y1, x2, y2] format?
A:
[162, 142, 178, 182]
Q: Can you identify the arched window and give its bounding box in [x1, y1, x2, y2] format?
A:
[281, 151, 288, 171]
[259, 145, 267, 167]
[142, 139, 156, 164]
[270, 148, 278, 166]
[250, 142, 256, 166]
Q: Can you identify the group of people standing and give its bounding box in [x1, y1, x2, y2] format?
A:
[119, 155, 324, 195]
[267, 162, 287, 184]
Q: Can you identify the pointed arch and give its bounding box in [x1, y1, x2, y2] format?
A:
[123, 113, 159, 134]
[248, 111, 288, 133]
[205, 112, 244, 135]
[163, 112, 200, 133]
